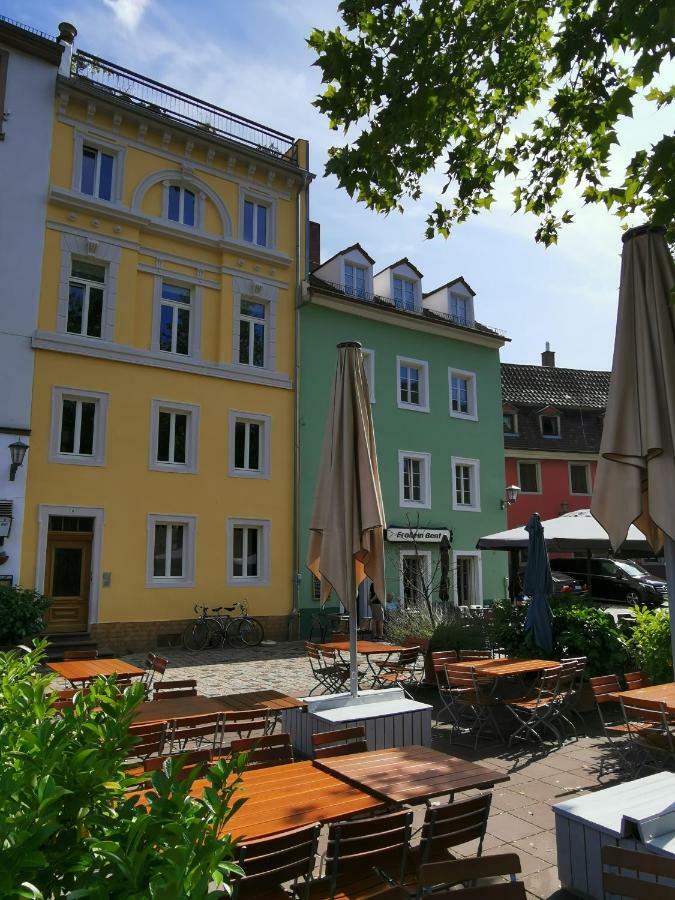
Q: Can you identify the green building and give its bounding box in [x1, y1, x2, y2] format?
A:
[298, 236, 509, 628]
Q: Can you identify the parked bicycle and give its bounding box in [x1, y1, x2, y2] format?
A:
[182, 599, 264, 650]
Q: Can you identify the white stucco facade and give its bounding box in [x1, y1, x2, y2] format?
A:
[0, 24, 60, 585]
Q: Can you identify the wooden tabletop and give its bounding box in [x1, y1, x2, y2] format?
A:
[452, 658, 560, 678]
[133, 691, 306, 725]
[47, 658, 145, 682]
[315, 746, 509, 803]
[611, 682, 675, 712]
[135, 760, 384, 840]
[320, 640, 409, 655]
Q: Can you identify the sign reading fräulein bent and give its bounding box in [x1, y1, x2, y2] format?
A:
[386, 527, 451, 543]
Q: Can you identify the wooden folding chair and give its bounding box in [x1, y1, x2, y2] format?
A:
[143, 748, 212, 781]
[306, 642, 349, 695]
[625, 670, 651, 690]
[170, 712, 224, 753]
[410, 852, 525, 899]
[230, 733, 294, 769]
[601, 845, 675, 899]
[143, 652, 168, 691]
[458, 650, 492, 661]
[62, 649, 98, 660]
[311, 808, 413, 899]
[312, 726, 368, 760]
[373, 647, 422, 698]
[589, 674, 634, 775]
[412, 794, 492, 868]
[216, 708, 270, 751]
[620, 696, 675, 774]
[445, 664, 503, 748]
[128, 720, 172, 760]
[504, 666, 562, 746]
[153, 678, 197, 700]
[234, 822, 321, 900]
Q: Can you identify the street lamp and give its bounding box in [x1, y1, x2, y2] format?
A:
[8, 439, 28, 481]
[501, 484, 520, 510]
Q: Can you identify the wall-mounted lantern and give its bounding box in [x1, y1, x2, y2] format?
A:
[501, 484, 520, 510]
[8, 439, 28, 481]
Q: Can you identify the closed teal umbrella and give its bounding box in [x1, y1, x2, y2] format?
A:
[523, 513, 554, 653]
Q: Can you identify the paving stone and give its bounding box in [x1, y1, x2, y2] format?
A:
[487, 812, 543, 842]
[513, 780, 561, 803]
[512, 828, 558, 865]
[511, 802, 557, 831]
[524, 864, 563, 899]
[491, 788, 537, 812]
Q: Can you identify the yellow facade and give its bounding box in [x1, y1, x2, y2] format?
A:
[21, 67, 309, 646]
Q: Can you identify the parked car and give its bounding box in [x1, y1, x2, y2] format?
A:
[517, 569, 585, 599]
[553, 558, 667, 609]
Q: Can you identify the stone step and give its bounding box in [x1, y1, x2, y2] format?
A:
[44, 632, 106, 661]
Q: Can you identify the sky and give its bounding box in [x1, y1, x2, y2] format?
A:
[9, 0, 671, 369]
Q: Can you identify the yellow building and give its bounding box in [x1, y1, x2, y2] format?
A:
[21, 34, 310, 649]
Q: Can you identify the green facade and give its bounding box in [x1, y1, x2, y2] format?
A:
[298, 280, 509, 628]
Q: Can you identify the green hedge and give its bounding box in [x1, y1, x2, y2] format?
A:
[0, 583, 51, 645]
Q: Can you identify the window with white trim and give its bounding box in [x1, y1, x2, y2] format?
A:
[80, 145, 114, 201]
[227, 518, 271, 586]
[399, 450, 431, 508]
[150, 401, 199, 473]
[570, 462, 591, 495]
[361, 348, 375, 402]
[50, 388, 108, 467]
[449, 368, 478, 420]
[400, 550, 431, 606]
[397, 357, 429, 411]
[503, 412, 518, 435]
[450, 293, 470, 325]
[147, 515, 195, 587]
[167, 185, 196, 226]
[518, 461, 541, 494]
[451, 457, 481, 511]
[540, 414, 561, 437]
[238, 298, 267, 367]
[393, 276, 415, 311]
[243, 199, 269, 246]
[345, 263, 366, 298]
[228, 411, 270, 478]
[159, 282, 191, 355]
[67, 260, 105, 338]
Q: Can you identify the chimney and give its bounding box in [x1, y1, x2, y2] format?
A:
[541, 342, 556, 367]
[57, 22, 77, 77]
[309, 220, 321, 272]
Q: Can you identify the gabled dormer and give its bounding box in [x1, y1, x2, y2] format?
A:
[538, 405, 562, 438]
[312, 243, 375, 299]
[373, 258, 423, 311]
[423, 276, 475, 327]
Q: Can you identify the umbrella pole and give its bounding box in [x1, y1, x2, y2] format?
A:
[349, 601, 359, 698]
[665, 535, 675, 666]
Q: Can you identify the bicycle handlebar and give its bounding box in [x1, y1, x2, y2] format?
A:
[194, 601, 248, 616]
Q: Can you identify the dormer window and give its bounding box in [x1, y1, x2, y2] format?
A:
[540, 414, 561, 437]
[344, 263, 366, 298]
[394, 277, 415, 311]
[168, 185, 196, 226]
[450, 292, 469, 325]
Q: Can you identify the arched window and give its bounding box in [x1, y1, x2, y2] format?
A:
[167, 185, 196, 226]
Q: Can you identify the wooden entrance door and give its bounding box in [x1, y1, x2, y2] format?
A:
[45, 533, 92, 633]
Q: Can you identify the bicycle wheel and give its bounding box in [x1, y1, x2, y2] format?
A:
[182, 620, 210, 651]
[238, 617, 264, 647]
[224, 617, 243, 647]
[207, 621, 225, 649]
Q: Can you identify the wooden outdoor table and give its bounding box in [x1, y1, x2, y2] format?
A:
[319, 640, 408, 655]
[611, 681, 675, 713]
[452, 657, 560, 678]
[314, 745, 509, 803]
[212, 690, 306, 712]
[134, 760, 385, 840]
[47, 658, 145, 684]
[133, 691, 306, 725]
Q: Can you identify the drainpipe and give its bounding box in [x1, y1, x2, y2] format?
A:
[57, 22, 77, 76]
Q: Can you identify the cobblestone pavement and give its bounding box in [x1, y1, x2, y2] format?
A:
[117, 643, 630, 900]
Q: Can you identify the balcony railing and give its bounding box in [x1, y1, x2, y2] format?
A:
[0, 13, 56, 42]
[70, 50, 299, 164]
[312, 279, 506, 337]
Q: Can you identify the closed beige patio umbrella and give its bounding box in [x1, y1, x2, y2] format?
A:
[307, 341, 386, 697]
[591, 224, 675, 662]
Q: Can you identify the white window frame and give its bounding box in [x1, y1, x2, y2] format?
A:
[453, 550, 483, 607]
[344, 262, 367, 298]
[228, 410, 271, 479]
[57, 234, 120, 342]
[448, 367, 478, 421]
[450, 292, 472, 326]
[393, 275, 417, 310]
[49, 387, 109, 467]
[164, 182, 200, 228]
[451, 456, 481, 511]
[361, 348, 375, 403]
[396, 356, 430, 412]
[146, 514, 196, 588]
[149, 400, 200, 474]
[517, 460, 542, 494]
[226, 517, 271, 587]
[398, 450, 431, 509]
[569, 462, 592, 496]
[240, 189, 276, 249]
[400, 549, 432, 607]
[503, 411, 519, 435]
[232, 277, 278, 373]
[540, 414, 561, 438]
[66, 258, 107, 339]
[72, 132, 125, 203]
[151, 275, 202, 359]
[238, 297, 269, 367]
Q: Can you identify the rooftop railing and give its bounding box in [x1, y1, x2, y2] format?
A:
[312, 279, 506, 337]
[0, 14, 57, 42]
[70, 50, 299, 165]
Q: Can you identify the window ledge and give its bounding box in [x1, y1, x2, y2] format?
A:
[229, 468, 270, 480]
[146, 578, 195, 589]
[450, 411, 479, 422]
[397, 402, 430, 413]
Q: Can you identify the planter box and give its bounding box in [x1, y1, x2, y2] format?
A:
[281, 688, 432, 758]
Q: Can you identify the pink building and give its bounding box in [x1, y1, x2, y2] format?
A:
[501, 346, 610, 530]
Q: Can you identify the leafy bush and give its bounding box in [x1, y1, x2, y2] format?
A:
[627, 606, 673, 684]
[385, 602, 463, 644]
[489, 598, 629, 677]
[0, 643, 244, 898]
[429, 614, 494, 653]
[0, 584, 51, 645]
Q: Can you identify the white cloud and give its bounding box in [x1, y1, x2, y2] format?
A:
[101, 0, 150, 30]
